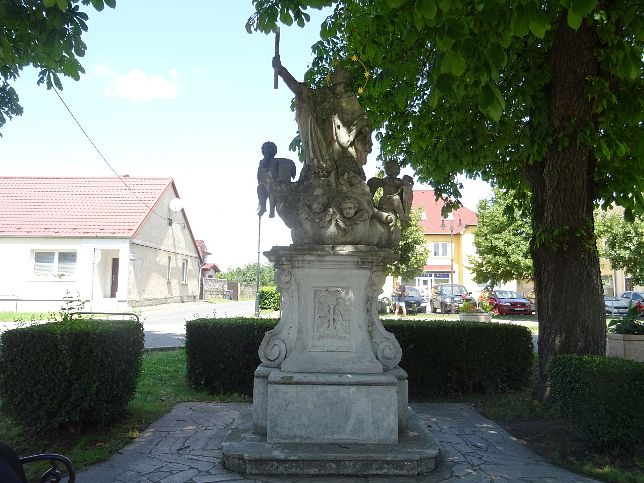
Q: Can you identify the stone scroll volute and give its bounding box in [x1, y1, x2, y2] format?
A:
[258, 261, 297, 368]
[367, 268, 402, 369]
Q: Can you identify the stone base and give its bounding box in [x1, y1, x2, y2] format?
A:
[221, 408, 440, 476]
[253, 365, 409, 442]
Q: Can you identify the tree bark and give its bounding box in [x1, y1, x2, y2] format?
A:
[527, 15, 606, 401]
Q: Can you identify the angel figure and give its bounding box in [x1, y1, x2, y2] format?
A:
[367, 160, 414, 227]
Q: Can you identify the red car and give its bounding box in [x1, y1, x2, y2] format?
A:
[486, 290, 533, 315]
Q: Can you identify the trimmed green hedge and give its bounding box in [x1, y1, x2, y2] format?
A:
[185, 318, 533, 398]
[0, 319, 144, 432]
[550, 354, 644, 448]
[186, 317, 279, 394]
[258, 286, 280, 311]
[384, 319, 533, 398]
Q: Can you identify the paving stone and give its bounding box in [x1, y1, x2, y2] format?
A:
[77, 402, 599, 483]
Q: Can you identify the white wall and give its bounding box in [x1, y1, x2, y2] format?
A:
[0, 237, 129, 312]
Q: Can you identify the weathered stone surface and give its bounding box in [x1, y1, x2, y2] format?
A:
[221, 408, 439, 476]
[266, 371, 398, 444]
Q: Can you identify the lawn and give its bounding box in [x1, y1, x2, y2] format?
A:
[0, 349, 246, 480]
[0, 312, 51, 323]
[2, 349, 641, 483]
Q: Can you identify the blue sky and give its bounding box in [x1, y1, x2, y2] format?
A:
[0, 1, 490, 270]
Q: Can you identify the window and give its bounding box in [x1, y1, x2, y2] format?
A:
[33, 251, 77, 277]
[432, 242, 448, 258]
[166, 256, 172, 282]
[181, 259, 188, 284]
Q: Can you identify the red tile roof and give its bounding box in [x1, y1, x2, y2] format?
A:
[0, 177, 174, 237]
[412, 189, 478, 234]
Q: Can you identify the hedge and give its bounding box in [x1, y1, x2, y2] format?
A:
[186, 317, 279, 395]
[550, 354, 644, 448]
[384, 318, 533, 398]
[0, 319, 144, 432]
[185, 317, 533, 398]
[258, 286, 280, 311]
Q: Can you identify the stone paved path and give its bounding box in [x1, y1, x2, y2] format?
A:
[76, 402, 596, 482]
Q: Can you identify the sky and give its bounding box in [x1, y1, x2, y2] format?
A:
[0, 1, 491, 271]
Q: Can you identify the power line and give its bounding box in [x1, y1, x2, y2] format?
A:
[51, 86, 167, 221]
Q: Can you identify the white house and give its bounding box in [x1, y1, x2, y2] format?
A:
[0, 177, 201, 312]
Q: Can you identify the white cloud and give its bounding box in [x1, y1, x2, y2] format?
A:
[103, 69, 181, 101]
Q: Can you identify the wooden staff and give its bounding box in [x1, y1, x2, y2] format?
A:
[273, 27, 280, 89]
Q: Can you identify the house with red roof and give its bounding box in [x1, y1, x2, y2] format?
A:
[0, 177, 202, 312]
[407, 189, 485, 299]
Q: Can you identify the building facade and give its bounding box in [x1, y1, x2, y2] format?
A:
[0, 177, 201, 312]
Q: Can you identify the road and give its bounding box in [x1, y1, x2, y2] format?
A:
[0, 300, 256, 350]
[137, 300, 256, 348]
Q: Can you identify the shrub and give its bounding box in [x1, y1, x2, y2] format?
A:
[185, 317, 279, 395]
[185, 317, 533, 398]
[384, 319, 534, 397]
[258, 286, 280, 311]
[550, 354, 644, 448]
[0, 319, 144, 432]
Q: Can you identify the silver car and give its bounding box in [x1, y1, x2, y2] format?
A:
[604, 296, 629, 317]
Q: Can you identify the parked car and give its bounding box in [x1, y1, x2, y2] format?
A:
[402, 286, 428, 314]
[604, 295, 630, 317]
[429, 284, 475, 314]
[619, 291, 644, 317]
[485, 290, 532, 315]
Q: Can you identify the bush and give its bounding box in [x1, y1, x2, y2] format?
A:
[550, 355, 644, 448]
[0, 319, 144, 432]
[185, 318, 533, 398]
[185, 317, 279, 395]
[384, 319, 534, 397]
[258, 286, 280, 311]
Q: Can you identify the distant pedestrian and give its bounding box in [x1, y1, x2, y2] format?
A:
[393, 282, 407, 317]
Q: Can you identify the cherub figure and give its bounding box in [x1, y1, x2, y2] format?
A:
[257, 141, 296, 218]
[367, 160, 414, 227]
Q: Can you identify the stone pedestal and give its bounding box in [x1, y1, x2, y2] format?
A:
[222, 245, 439, 475]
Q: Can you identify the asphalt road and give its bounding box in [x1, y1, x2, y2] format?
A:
[137, 300, 256, 348]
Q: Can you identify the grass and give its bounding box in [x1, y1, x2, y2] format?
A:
[382, 311, 540, 333]
[0, 349, 246, 481]
[0, 311, 51, 323]
[3, 348, 642, 483]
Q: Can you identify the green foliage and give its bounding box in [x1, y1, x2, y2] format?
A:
[185, 317, 279, 395]
[0, 0, 115, 133]
[259, 286, 281, 310]
[387, 208, 430, 279]
[607, 301, 644, 335]
[469, 188, 533, 286]
[387, 319, 533, 397]
[221, 262, 275, 286]
[0, 319, 144, 432]
[596, 209, 644, 286]
[249, 0, 643, 214]
[185, 317, 533, 397]
[550, 355, 644, 448]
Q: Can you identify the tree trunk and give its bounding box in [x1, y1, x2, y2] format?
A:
[527, 15, 606, 401]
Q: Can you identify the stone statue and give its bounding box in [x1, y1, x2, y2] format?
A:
[257, 141, 296, 218]
[367, 160, 414, 227]
[272, 56, 372, 184]
[265, 56, 401, 248]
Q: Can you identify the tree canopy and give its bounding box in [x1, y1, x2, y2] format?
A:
[0, 0, 115, 132]
[221, 262, 276, 287]
[249, 0, 643, 399]
[596, 210, 644, 286]
[249, 0, 643, 214]
[387, 209, 430, 280]
[470, 188, 533, 286]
